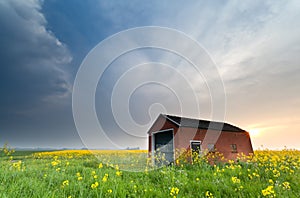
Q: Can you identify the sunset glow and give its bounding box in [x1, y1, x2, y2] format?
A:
[249, 129, 261, 137]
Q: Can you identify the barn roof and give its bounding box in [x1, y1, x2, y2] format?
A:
[162, 114, 245, 132]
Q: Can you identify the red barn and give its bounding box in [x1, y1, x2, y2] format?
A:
[148, 114, 253, 164]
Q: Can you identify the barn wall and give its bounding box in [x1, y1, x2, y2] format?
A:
[174, 127, 253, 160]
[174, 127, 204, 160]
[174, 127, 204, 149]
[215, 132, 253, 160]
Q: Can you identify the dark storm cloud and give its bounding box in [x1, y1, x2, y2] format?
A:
[0, 0, 76, 146]
[0, 0, 72, 116]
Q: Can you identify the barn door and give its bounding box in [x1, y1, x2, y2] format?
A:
[153, 129, 174, 166]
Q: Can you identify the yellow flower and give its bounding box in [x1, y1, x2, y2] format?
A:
[12, 161, 22, 171]
[51, 161, 59, 166]
[102, 174, 108, 182]
[262, 185, 275, 197]
[228, 160, 234, 164]
[76, 172, 81, 177]
[252, 172, 260, 177]
[116, 171, 122, 176]
[170, 187, 179, 197]
[98, 163, 103, 168]
[272, 169, 280, 177]
[231, 176, 241, 184]
[282, 182, 291, 190]
[269, 179, 273, 183]
[107, 189, 112, 193]
[91, 182, 99, 189]
[62, 180, 69, 187]
[205, 191, 214, 198]
[78, 176, 83, 181]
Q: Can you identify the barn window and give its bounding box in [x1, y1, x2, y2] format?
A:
[207, 144, 216, 152]
[231, 144, 237, 153]
[190, 141, 201, 155]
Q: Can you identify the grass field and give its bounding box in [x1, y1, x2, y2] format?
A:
[1, 148, 300, 198]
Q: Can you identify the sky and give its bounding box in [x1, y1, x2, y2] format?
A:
[0, 0, 299, 150]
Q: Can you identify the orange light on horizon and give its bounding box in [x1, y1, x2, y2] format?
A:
[249, 129, 261, 137]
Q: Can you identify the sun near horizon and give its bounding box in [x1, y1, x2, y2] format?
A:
[248, 129, 261, 137]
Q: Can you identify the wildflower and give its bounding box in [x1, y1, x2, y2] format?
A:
[78, 176, 83, 181]
[116, 171, 122, 176]
[205, 191, 214, 198]
[91, 181, 99, 189]
[196, 178, 200, 181]
[98, 163, 103, 168]
[269, 179, 274, 184]
[76, 172, 81, 177]
[170, 187, 179, 197]
[282, 182, 291, 190]
[235, 185, 244, 191]
[12, 161, 22, 171]
[262, 185, 275, 197]
[228, 160, 234, 164]
[231, 176, 241, 184]
[62, 180, 69, 187]
[272, 169, 280, 177]
[102, 174, 108, 182]
[107, 189, 112, 193]
[51, 161, 59, 166]
[252, 172, 260, 177]
[93, 175, 98, 179]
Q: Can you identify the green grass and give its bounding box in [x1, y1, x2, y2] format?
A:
[0, 150, 299, 197]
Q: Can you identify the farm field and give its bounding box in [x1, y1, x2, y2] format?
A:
[1, 149, 300, 198]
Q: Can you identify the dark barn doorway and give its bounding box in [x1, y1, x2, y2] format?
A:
[153, 129, 174, 165]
